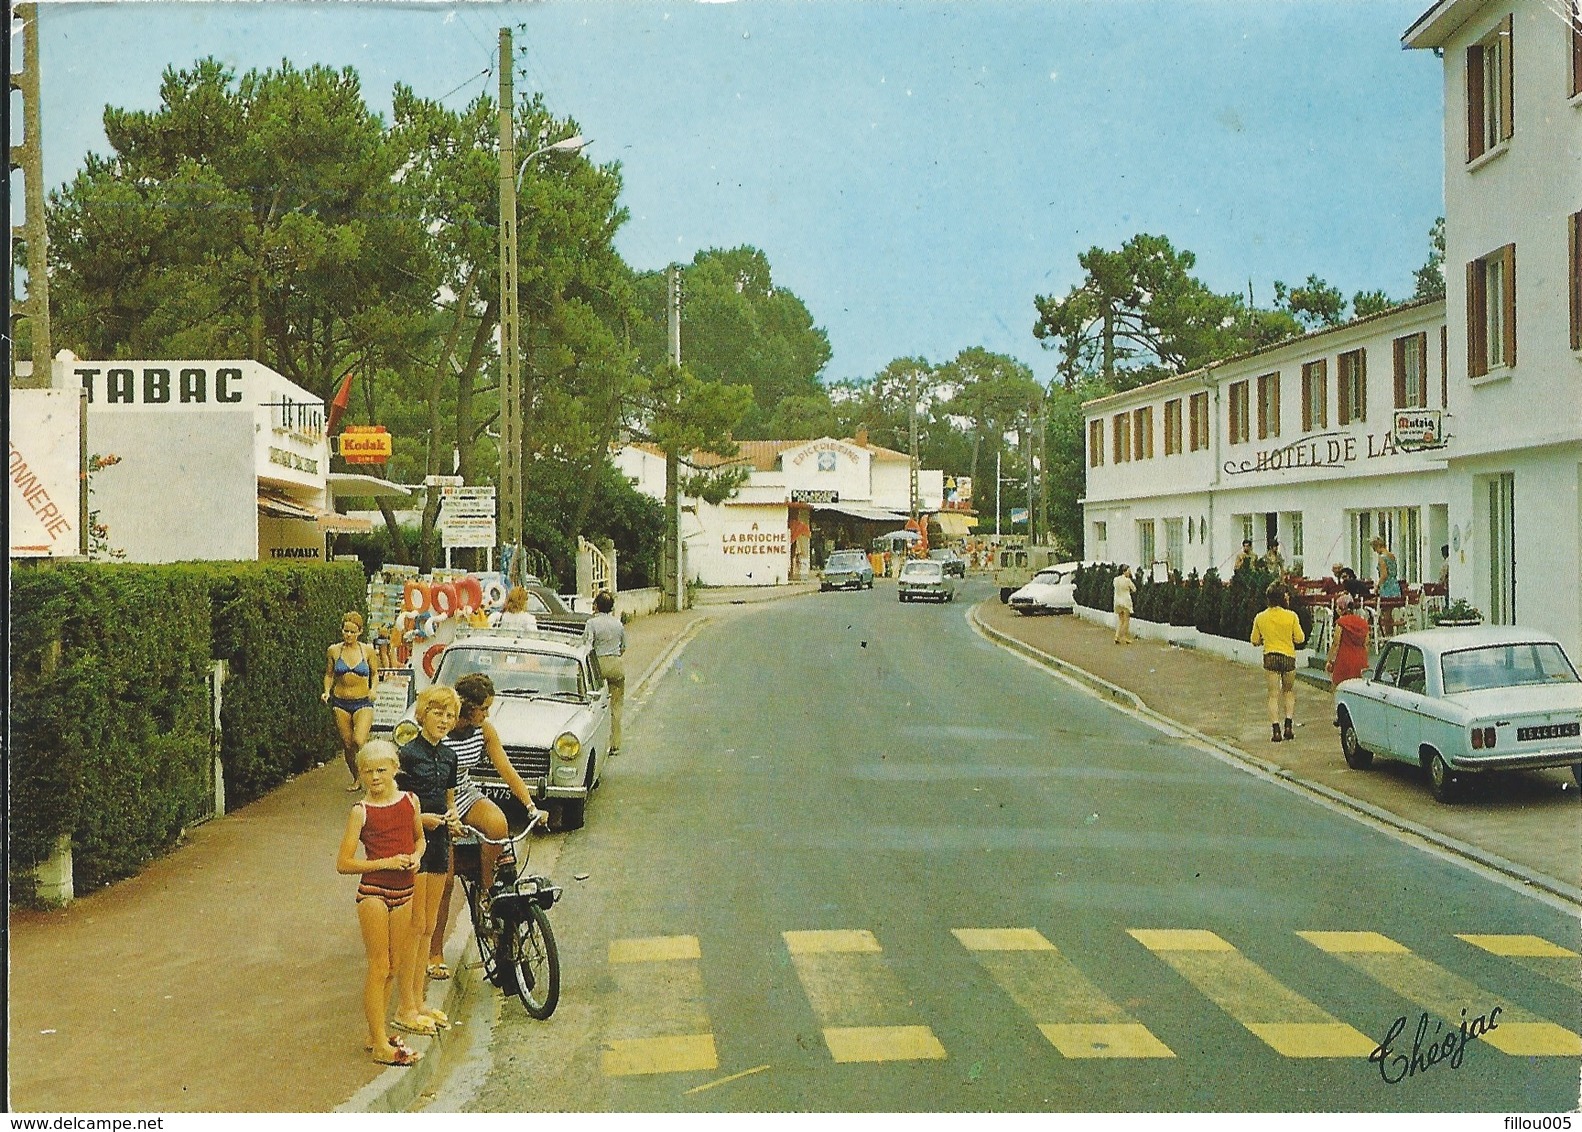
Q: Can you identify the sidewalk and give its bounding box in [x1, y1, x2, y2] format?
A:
[6, 602, 713, 1114]
[974, 598, 1581, 903]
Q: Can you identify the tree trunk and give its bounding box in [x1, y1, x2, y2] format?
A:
[378, 498, 409, 564]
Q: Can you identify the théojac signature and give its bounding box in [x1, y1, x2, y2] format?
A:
[1369, 1006, 1501, 1084]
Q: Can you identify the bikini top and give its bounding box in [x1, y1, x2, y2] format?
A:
[335, 646, 372, 679]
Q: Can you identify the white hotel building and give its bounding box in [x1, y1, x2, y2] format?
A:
[1083, 0, 1581, 660]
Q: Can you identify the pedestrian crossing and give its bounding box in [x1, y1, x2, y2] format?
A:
[592, 925, 1582, 1077]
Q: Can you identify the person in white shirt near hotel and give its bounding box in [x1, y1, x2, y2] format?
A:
[587, 591, 627, 754]
[1112, 565, 1136, 645]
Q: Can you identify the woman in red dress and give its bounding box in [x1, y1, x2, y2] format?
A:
[1325, 594, 1371, 722]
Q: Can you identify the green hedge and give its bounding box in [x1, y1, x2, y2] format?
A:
[211, 562, 367, 806]
[10, 560, 365, 899]
[1073, 562, 1313, 644]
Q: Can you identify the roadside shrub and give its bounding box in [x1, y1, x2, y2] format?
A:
[1170, 571, 1199, 626]
[1194, 569, 1225, 634]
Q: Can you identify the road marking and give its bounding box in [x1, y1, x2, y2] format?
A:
[783, 929, 946, 1063]
[1298, 930, 1582, 1057]
[1455, 934, 1582, 995]
[602, 935, 718, 1077]
[609, 935, 702, 963]
[1129, 928, 1376, 1057]
[683, 1064, 771, 1095]
[953, 927, 1174, 1059]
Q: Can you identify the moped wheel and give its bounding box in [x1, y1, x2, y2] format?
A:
[504, 904, 560, 1019]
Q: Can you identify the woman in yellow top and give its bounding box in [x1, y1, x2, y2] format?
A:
[1250, 583, 1305, 743]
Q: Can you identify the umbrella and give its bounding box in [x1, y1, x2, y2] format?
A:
[881, 529, 921, 543]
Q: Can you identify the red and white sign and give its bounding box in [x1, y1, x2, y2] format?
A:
[10, 389, 83, 558]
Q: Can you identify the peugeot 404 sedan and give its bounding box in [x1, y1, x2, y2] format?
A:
[1334, 626, 1582, 802]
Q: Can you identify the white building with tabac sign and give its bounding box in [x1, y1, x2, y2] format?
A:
[1082, 300, 1452, 588]
[51, 358, 372, 564]
[615, 435, 945, 587]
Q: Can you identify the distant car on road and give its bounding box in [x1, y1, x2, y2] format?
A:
[898, 558, 956, 603]
[1008, 561, 1083, 615]
[1334, 626, 1582, 802]
[820, 549, 875, 591]
[395, 626, 611, 829]
[495, 584, 592, 634]
[928, 548, 967, 578]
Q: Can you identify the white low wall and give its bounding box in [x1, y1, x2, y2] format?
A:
[614, 587, 663, 620]
[1074, 604, 1311, 669]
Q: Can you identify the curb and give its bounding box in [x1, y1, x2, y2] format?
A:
[969, 603, 1582, 910]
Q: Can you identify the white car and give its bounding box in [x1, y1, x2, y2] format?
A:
[1008, 561, 1082, 615]
[395, 626, 611, 829]
[897, 558, 956, 603]
[1334, 626, 1582, 802]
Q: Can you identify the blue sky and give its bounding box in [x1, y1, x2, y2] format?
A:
[32, 0, 1446, 385]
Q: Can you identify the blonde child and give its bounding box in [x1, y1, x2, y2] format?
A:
[336, 739, 426, 1066]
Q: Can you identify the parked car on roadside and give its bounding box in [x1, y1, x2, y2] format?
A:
[928, 548, 967, 578]
[394, 625, 611, 829]
[1334, 626, 1582, 803]
[897, 558, 956, 603]
[496, 584, 593, 634]
[1008, 561, 1082, 615]
[820, 549, 875, 591]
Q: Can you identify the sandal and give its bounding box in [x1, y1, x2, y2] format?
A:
[423, 1008, 450, 1029]
[426, 962, 451, 981]
[373, 1045, 421, 1067]
[392, 1016, 439, 1037]
[366, 1035, 416, 1056]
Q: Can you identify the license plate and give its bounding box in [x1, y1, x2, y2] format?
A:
[1517, 722, 1580, 741]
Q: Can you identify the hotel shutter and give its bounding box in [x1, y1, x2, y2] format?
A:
[1499, 14, 1514, 143]
[1573, 2, 1582, 99]
[1571, 213, 1581, 352]
[1466, 44, 1485, 161]
[1467, 259, 1487, 379]
[1393, 337, 1406, 409]
[1440, 326, 1448, 406]
[1500, 242, 1516, 367]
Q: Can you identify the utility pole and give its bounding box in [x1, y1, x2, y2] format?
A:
[497, 28, 522, 575]
[662, 264, 683, 612]
[908, 368, 921, 521]
[995, 448, 1001, 539]
[1037, 393, 1050, 548]
[1022, 416, 1034, 544]
[11, 2, 52, 386]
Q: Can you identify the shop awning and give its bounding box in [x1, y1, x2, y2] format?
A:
[933, 511, 978, 537]
[812, 503, 909, 523]
[257, 491, 374, 534]
[328, 472, 412, 499]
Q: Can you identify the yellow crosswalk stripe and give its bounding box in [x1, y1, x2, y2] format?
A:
[1128, 929, 1376, 1057]
[953, 927, 1174, 1058]
[601, 934, 718, 1077]
[1298, 930, 1582, 1057]
[783, 929, 947, 1063]
[1455, 935, 1582, 995]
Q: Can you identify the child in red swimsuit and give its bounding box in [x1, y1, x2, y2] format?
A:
[337, 739, 426, 1067]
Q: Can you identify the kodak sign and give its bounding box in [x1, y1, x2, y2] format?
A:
[338, 426, 392, 464]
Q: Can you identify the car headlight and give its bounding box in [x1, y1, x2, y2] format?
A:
[554, 732, 582, 761]
[392, 721, 418, 746]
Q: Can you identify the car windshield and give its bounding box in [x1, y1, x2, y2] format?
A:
[929, 550, 955, 560]
[1032, 570, 1064, 584]
[1440, 643, 1580, 694]
[438, 647, 586, 698]
[826, 553, 866, 568]
[901, 562, 942, 578]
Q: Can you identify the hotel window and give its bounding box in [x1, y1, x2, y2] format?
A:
[1189, 391, 1208, 451]
[1337, 349, 1367, 425]
[1394, 332, 1428, 409]
[1466, 15, 1513, 163]
[1088, 419, 1105, 467]
[1571, 211, 1581, 351]
[1164, 398, 1183, 455]
[1301, 360, 1328, 431]
[1113, 413, 1131, 463]
[1133, 406, 1154, 460]
[1163, 518, 1184, 574]
[1137, 519, 1156, 571]
[1288, 512, 1304, 563]
[1228, 381, 1250, 444]
[1092, 520, 1108, 546]
[1255, 372, 1280, 440]
[1467, 244, 1516, 376]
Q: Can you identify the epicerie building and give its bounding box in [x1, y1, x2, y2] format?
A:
[614, 434, 947, 587]
[1083, 0, 1582, 662]
[52, 357, 372, 563]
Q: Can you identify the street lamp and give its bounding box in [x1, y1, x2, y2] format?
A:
[517, 134, 588, 187]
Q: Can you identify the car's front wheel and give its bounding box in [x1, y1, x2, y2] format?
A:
[1424, 750, 1461, 803]
[1339, 715, 1372, 770]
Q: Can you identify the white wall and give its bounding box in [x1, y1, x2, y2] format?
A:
[684, 502, 792, 587]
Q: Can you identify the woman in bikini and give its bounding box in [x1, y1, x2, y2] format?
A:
[336, 739, 426, 1067]
[324, 611, 380, 790]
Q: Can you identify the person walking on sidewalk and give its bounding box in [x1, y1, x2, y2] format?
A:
[1324, 593, 1371, 723]
[397, 685, 462, 1037]
[324, 612, 380, 791]
[1371, 536, 1402, 638]
[336, 739, 425, 1067]
[1112, 565, 1137, 644]
[588, 591, 626, 753]
[1251, 582, 1306, 742]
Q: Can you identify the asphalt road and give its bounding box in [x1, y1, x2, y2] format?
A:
[442, 580, 1582, 1113]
